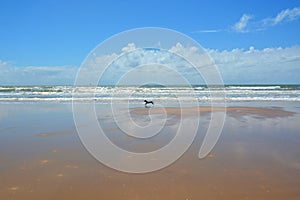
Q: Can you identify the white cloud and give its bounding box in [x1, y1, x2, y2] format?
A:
[207, 46, 300, 84]
[121, 43, 136, 52]
[270, 7, 300, 25]
[0, 60, 77, 85]
[233, 7, 300, 33]
[93, 43, 300, 85]
[193, 29, 224, 33]
[1, 43, 300, 85]
[196, 6, 300, 34]
[98, 43, 204, 85]
[233, 14, 253, 33]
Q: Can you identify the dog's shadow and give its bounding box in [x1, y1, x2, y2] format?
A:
[145, 104, 154, 108]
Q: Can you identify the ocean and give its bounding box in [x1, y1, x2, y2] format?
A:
[0, 85, 299, 104]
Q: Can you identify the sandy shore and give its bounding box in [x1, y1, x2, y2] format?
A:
[132, 106, 295, 118]
[0, 103, 299, 200]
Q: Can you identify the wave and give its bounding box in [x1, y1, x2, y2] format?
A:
[0, 85, 299, 103]
[227, 86, 281, 90]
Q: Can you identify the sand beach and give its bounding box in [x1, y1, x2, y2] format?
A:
[0, 101, 300, 199]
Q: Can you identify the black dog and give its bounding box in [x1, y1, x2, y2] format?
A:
[144, 100, 154, 106]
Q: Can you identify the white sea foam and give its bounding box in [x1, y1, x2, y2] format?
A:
[0, 85, 299, 103]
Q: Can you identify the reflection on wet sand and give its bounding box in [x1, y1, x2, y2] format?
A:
[0, 104, 300, 199]
[132, 106, 295, 118]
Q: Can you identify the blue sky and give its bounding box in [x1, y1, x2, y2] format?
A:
[0, 0, 300, 85]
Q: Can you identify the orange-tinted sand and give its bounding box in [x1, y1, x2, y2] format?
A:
[0, 104, 300, 200]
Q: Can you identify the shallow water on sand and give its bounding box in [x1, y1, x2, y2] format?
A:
[0, 103, 300, 200]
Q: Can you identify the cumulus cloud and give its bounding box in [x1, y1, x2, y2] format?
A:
[86, 43, 300, 85]
[121, 43, 136, 52]
[98, 43, 205, 85]
[1, 43, 300, 85]
[207, 46, 300, 84]
[0, 60, 77, 85]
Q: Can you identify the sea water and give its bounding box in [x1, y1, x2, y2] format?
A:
[0, 85, 299, 104]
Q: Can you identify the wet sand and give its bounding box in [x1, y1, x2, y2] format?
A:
[132, 106, 295, 118]
[0, 103, 300, 199]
